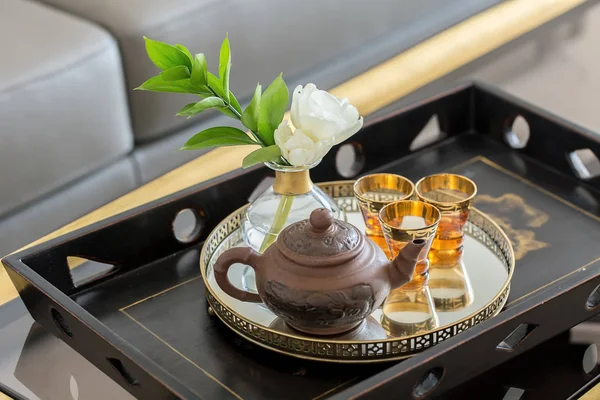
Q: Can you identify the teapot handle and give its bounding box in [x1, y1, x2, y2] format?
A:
[213, 247, 262, 303]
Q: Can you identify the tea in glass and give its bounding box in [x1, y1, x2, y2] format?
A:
[353, 174, 414, 257]
[379, 200, 440, 285]
[415, 174, 476, 265]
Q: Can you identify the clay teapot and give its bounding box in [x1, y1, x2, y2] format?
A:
[214, 208, 426, 335]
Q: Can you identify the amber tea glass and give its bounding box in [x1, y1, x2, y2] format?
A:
[379, 200, 440, 285]
[416, 174, 477, 265]
[353, 174, 414, 257]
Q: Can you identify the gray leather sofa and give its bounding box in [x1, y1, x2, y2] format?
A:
[0, 0, 503, 256]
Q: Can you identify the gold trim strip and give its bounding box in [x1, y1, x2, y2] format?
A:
[121, 310, 244, 400]
[0, 0, 582, 306]
[311, 377, 360, 400]
[580, 379, 600, 400]
[123, 295, 355, 399]
[120, 277, 200, 312]
[330, 0, 586, 116]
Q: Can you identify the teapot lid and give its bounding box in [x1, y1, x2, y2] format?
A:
[278, 208, 364, 264]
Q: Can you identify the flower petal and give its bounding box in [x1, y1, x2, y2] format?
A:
[285, 130, 314, 150]
[298, 114, 340, 141]
[333, 116, 363, 145]
[288, 148, 311, 166]
[291, 85, 304, 129]
[289, 83, 363, 148]
[274, 120, 293, 160]
[274, 120, 292, 146]
[312, 89, 344, 114]
[312, 139, 334, 161]
[341, 103, 359, 123]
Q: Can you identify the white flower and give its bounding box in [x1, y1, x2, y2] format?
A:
[291, 83, 363, 145]
[274, 121, 333, 166]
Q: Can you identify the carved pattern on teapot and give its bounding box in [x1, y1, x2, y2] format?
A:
[263, 281, 375, 329]
[281, 220, 360, 256]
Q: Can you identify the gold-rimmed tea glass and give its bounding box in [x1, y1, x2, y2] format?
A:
[379, 200, 440, 286]
[353, 174, 415, 257]
[415, 174, 477, 265]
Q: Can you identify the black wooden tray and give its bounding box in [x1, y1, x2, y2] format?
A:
[5, 83, 600, 399]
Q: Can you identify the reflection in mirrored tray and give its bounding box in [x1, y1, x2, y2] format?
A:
[206, 213, 507, 336]
[201, 182, 513, 362]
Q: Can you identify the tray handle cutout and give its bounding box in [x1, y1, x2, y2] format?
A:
[107, 358, 139, 387]
[67, 257, 117, 288]
[582, 344, 598, 374]
[586, 283, 600, 310]
[496, 323, 538, 351]
[335, 142, 365, 178]
[568, 149, 600, 180]
[50, 307, 73, 338]
[504, 115, 530, 149]
[172, 208, 204, 243]
[409, 114, 446, 152]
[412, 367, 444, 399]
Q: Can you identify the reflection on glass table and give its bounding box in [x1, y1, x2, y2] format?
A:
[0, 314, 133, 400]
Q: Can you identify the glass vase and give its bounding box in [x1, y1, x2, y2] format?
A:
[240, 161, 340, 293]
[242, 161, 341, 252]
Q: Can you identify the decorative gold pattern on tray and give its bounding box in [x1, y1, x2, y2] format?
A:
[475, 193, 549, 260]
[200, 181, 514, 362]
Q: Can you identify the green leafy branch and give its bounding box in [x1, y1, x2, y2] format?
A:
[135, 36, 290, 168]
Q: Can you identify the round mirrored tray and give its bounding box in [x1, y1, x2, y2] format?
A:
[201, 181, 514, 363]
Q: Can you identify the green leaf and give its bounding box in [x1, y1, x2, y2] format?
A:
[191, 53, 208, 86]
[175, 44, 193, 61]
[207, 73, 226, 99]
[206, 73, 240, 119]
[216, 107, 238, 119]
[178, 103, 197, 115]
[160, 65, 190, 81]
[218, 36, 231, 102]
[135, 75, 202, 94]
[181, 127, 258, 150]
[241, 83, 261, 132]
[242, 145, 282, 168]
[229, 91, 242, 115]
[196, 87, 215, 97]
[144, 37, 192, 70]
[177, 97, 225, 118]
[258, 74, 288, 146]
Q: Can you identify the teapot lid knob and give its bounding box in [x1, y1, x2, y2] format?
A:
[309, 208, 334, 233]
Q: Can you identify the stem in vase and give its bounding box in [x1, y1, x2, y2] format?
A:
[259, 195, 294, 253]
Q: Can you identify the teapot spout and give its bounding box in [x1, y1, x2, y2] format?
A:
[388, 239, 427, 289]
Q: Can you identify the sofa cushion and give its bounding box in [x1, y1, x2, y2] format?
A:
[132, 113, 236, 183]
[0, 157, 137, 257]
[38, 0, 502, 142]
[0, 0, 133, 218]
